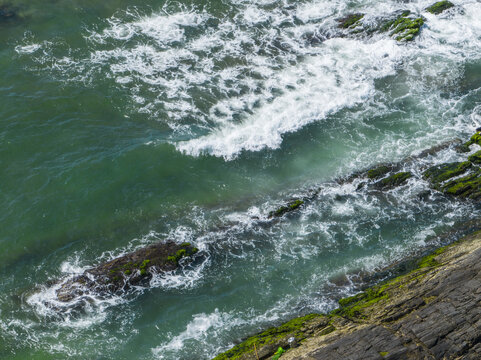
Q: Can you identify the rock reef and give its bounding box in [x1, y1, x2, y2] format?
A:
[56, 241, 198, 302]
[212, 230, 481, 360]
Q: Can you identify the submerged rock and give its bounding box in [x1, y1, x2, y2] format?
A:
[374, 171, 413, 189]
[56, 241, 198, 302]
[268, 199, 304, 218]
[0, 4, 16, 20]
[426, 1, 454, 15]
[367, 165, 392, 180]
[337, 13, 364, 29]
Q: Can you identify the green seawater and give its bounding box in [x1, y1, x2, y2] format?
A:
[1, 0, 481, 358]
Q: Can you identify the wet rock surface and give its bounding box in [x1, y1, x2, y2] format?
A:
[213, 231, 481, 360]
[56, 241, 198, 302]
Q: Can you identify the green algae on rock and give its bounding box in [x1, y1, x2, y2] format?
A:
[375, 171, 412, 189]
[337, 13, 364, 29]
[465, 131, 481, 147]
[423, 161, 472, 186]
[212, 231, 472, 360]
[468, 150, 481, 164]
[269, 199, 304, 218]
[211, 314, 332, 360]
[56, 241, 198, 302]
[380, 11, 424, 41]
[367, 165, 391, 180]
[426, 1, 454, 15]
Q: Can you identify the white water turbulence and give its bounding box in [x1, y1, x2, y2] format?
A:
[13, 0, 481, 160]
[13, 0, 480, 160]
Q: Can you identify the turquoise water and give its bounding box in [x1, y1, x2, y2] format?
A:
[1, 0, 481, 358]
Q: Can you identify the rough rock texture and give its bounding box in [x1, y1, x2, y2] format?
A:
[56, 241, 198, 302]
[213, 232, 481, 360]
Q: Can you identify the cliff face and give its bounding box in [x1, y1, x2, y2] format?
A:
[213, 231, 481, 360]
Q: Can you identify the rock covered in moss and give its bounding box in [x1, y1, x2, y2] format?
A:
[268, 199, 304, 218]
[337, 13, 364, 29]
[212, 314, 332, 360]
[423, 161, 472, 187]
[464, 131, 481, 147]
[366, 165, 392, 180]
[426, 1, 454, 15]
[221, 231, 481, 360]
[380, 11, 425, 41]
[56, 241, 198, 302]
[468, 150, 481, 164]
[375, 171, 413, 189]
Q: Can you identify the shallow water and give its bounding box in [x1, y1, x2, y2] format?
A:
[1, 0, 481, 358]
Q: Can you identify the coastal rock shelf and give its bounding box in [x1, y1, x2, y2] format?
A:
[213, 230, 481, 360]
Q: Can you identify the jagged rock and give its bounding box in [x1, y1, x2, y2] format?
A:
[56, 241, 198, 302]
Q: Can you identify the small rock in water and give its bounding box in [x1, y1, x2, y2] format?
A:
[0, 4, 16, 20]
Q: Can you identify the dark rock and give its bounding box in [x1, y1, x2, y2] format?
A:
[0, 4, 16, 20]
[423, 161, 472, 186]
[268, 199, 304, 218]
[217, 231, 481, 360]
[375, 172, 412, 189]
[56, 241, 198, 302]
[367, 165, 392, 180]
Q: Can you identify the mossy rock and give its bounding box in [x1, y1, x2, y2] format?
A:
[442, 170, 481, 200]
[338, 13, 364, 29]
[465, 132, 481, 147]
[269, 199, 304, 218]
[468, 150, 481, 164]
[426, 1, 454, 15]
[380, 11, 424, 41]
[375, 172, 412, 189]
[367, 165, 391, 180]
[423, 161, 472, 186]
[56, 241, 199, 302]
[212, 314, 330, 360]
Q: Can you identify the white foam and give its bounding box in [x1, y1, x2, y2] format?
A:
[177, 38, 402, 159]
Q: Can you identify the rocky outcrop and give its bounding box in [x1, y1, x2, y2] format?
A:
[426, 1, 454, 15]
[212, 230, 481, 360]
[56, 241, 198, 302]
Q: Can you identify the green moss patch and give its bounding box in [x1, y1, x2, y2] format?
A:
[333, 286, 389, 319]
[465, 132, 481, 147]
[367, 165, 391, 180]
[468, 150, 481, 164]
[380, 12, 424, 41]
[426, 1, 454, 15]
[423, 161, 472, 186]
[269, 199, 304, 218]
[338, 13, 364, 29]
[212, 314, 326, 360]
